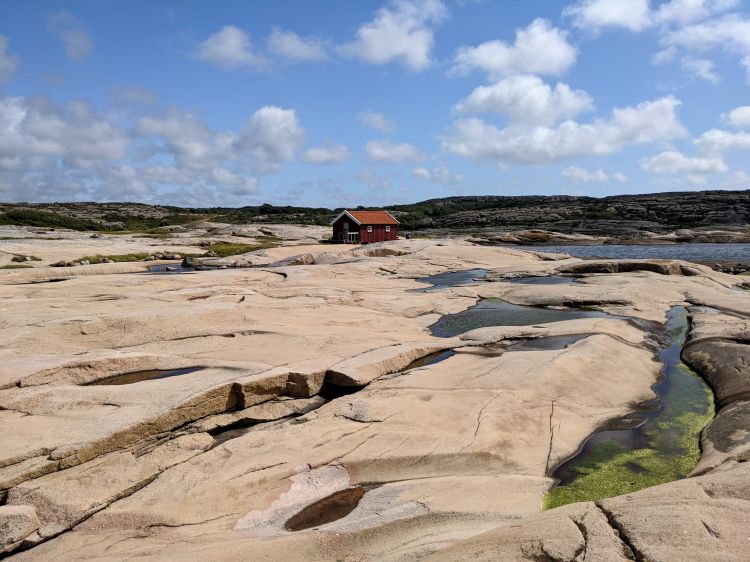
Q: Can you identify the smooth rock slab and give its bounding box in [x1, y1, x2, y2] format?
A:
[0, 505, 40, 554]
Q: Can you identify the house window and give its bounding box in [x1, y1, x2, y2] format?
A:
[367, 226, 373, 232]
[385, 225, 390, 232]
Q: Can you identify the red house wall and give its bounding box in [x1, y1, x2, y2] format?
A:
[359, 224, 397, 243]
[332, 216, 398, 243]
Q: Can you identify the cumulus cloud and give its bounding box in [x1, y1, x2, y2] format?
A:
[0, 94, 301, 202]
[0, 96, 129, 169]
[455, 75, 594, 126]
[412, 164, 464, 183]
[194, 25, 267, 69]
[654, 0, 740, 26]
[443, 96, 686, 164]
[564, 0, 738, 32]
[680, 57, 720, 82]
[366, 140, 423, 163]
[695, 128, 750, 153]
[358, 110, 397, 132]
[451, 19, 577, 79]
[640, 150, 727, 173]
[267, 28, 328, 61]
[662, 14, 750, 80]
[136, 110, 237, 171]
[561, 166, 626, 182]
[338, 0, 448, 71]
[0, 36, 19, 85]
[301, 144, 351, 164]
[48, 11, 93, 61]
[564, 0, 653, 32]
[238, 106, 305, 173]
[723, 106, 750, 128]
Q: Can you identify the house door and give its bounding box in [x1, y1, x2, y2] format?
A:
[341, 221, 349, 241]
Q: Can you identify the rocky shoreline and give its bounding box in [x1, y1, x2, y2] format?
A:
[0, 232, 748, 561]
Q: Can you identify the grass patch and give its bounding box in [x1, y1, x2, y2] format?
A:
[207, 237, 280, 257]
[77, 253, 152, 264]
[544, 367, 714, 510]
[543, 308, 714, 510]
[11, 255, 42, 262]
[0, 209, 104, 231]
[1, 264, 33, 269]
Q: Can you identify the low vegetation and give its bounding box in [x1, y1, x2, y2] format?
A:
[0, 264, 32, 269]
[11, 255, 42, 262]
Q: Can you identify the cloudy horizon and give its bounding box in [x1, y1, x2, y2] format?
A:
[1, 0, 750, 207]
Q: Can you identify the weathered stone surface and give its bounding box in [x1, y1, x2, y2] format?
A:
[0, 505, 40, 554]
[7, 433, 213, 539]
[0, 236, 747, 561]
[557, 259, 693, 276]
[597, 463, 750, 562]
[326, 341, 462, 386]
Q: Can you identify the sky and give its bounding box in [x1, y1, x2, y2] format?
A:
[1, 0, 750, 208]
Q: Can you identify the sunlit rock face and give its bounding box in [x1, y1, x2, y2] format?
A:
[0, 230, 747, 561]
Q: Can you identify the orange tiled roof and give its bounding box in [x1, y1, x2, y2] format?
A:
[347, 210, 399, 225]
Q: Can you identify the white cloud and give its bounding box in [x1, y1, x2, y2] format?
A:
[443, 96, 686, 164]
[338, 0, 448, 71]
[451, 19, 577, 79]
[358, 110, 397, 132]
[210, 168, 258, 195]
[238, 106, 305, 173]
[0, 92, 308, 202]
[654, 0, 740, 26]
[455, 75, 594, 126]
[681, 57, 720, 82]
[640, 150, 727, 173]
[564, 0, 652, 32]
[48, 11, 93, 61]
[194, 25, 267, 69]
[723, 106, 750, 128]
[0, 96, 129, 168]
[267, 28, 328, 61]
[561, 166, 625, 182]
[301, 144, 351, 164]
[564, 0, 738, 32]
[136, 110, 237, 171]
[0, 35, 19, 85]
[652, 46, 678, 64]
[662, 14, 750, 81]
[412, 164, 464, 183]
[695, 128, 750, 153]
[366, 140, 423, 163]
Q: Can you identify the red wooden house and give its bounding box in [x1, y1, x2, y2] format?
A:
[331, 210, 399, 244]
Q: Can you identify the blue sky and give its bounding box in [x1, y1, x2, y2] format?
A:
[1, 0, 750, 207]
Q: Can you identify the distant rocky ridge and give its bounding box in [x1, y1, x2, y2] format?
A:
[1, 189, 748, 239]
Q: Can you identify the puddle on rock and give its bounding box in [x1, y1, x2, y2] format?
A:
[87, 367, 203, 385]
[413, 269, 488, 292]
[544, 306, 714, 509]
[147, 264, 198, 274]
[284, 486, 368, 532]
[429, 299, 613, 338]
[404, 350, 456, 370]
[506, 334, 589, 352]
[506, 275, 579, 285]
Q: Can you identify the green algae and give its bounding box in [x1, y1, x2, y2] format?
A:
[544, 307, 715, 510]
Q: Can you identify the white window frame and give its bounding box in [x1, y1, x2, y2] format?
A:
[385, 225, 390, 232]
[367, 225, 373, 233]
